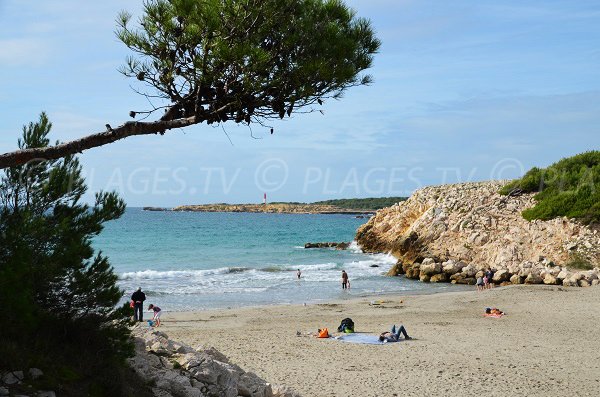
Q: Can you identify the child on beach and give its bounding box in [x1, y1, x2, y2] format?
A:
[148, 304, 162, 327]
[476, 276, 484, 291]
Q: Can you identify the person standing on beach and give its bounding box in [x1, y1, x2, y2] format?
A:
[485, 268, 495, 289]
[131, 287, 146, 322]
[297, 269, 302, 279]
[341, 270, 349, 290]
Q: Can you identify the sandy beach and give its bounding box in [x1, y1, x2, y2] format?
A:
[161, 285, 600, 397]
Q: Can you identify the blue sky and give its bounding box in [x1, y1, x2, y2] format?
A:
[1, 0, 599, 206]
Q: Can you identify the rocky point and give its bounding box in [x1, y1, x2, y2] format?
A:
[356, 181, 600, 287]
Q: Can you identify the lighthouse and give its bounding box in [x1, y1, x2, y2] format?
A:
[263, 192, 267, 205]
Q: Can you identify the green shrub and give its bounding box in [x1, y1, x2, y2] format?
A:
[313, 197, 408, 210]
[501, 151, 600, 224]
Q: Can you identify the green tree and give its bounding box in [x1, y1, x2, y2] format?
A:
[0, 0, 380, 168]
[0, 113, 133, 394]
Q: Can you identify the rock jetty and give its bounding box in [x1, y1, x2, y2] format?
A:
[129, 326, 300, 397]
[356, 181, 600, 287]
[304, 242, 350, 249]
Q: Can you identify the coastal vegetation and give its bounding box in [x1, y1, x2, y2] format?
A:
[0, 0, 380, 169]
[312, 197, 407, 210]
[0, 114, 143, 395]
[500, 151, 600, 224]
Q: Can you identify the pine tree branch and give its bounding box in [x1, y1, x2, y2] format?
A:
[0, 116, 196, 169]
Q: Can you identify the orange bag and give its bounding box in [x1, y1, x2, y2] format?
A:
[129, 300, 135, 308]
[317, 328, 329, 338]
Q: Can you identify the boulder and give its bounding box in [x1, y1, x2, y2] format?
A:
[128, 328, 293, 397]
[492, 269, 510, 283]
[335, 242, 350, 250]
[28, 368, 44, 380]
[451, 276, 476, 285]
[238, 372, 274, 397]
[578, 279, 591, 288]
[461, 265, 477, 277]
[510, 274, 524, 284]
[420, 261, 442, 276]
[543, 274, 558, 285]
[562, 278, 579, 287]
[557, 269, 571, 281]
[525, 273, 543, 284]
[272, 384, 302, 397]
[442, 260, 466, 275]
[305, 242, 349, 249]
[419, 273, 431, 283]
[430, 273, 448, 283]
[2, 371, 23, 385]
[582, 271, 598, 282]
[405, 265, 420, 280]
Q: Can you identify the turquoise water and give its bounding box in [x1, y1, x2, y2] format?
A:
[95, 208, 463, 311]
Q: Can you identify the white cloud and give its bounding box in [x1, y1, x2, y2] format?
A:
[0, 38, 51, 66]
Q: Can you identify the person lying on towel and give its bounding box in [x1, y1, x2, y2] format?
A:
[485, 307, 505, 315]
[379, 324, 412, 343]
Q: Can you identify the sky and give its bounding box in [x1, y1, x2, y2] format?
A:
[1, 0, 599, 206]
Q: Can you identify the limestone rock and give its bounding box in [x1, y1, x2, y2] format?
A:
[579, 279, 591, 287]
[492, 269, 510, 283]
[442, 260, 466, 275]
[461, 265, 477, 278]
[420, 260, 442, 276]
[543, 274, 558, 285]
[430, 273, 448, 283]
[510, 274, 523, 284]
[525, 273, 543, 284]
[562, 278, 579, 287]
[272, 384, 302, 397]
[129, 328, 296, 397]
[355, 181, 599, 288]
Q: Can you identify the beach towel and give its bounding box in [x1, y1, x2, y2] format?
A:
[334, 333, 401, 345]
[483, 313, 504, 318]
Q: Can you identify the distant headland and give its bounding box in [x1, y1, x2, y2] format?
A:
[143, 197, 407, 214]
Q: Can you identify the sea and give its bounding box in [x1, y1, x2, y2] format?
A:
[94, 208, 464, 311]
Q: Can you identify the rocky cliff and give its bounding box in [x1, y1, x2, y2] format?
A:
[356, 181, 600, 287]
